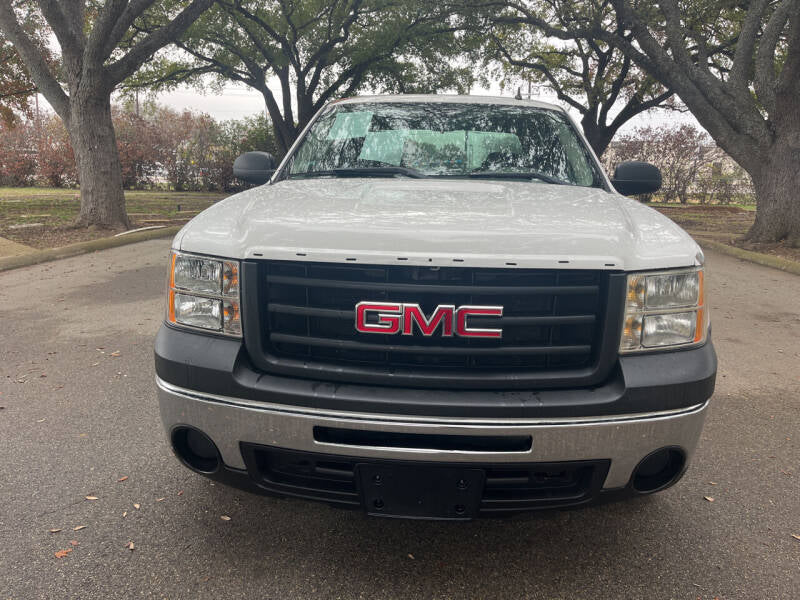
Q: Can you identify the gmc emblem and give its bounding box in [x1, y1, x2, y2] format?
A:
[355, 302, 503, 338]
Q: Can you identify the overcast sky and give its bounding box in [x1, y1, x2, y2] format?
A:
[151, 81, 701, 135]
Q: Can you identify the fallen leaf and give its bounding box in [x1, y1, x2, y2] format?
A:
[220, 515, 231, 521]
[49, 528, 62, 534]
[177, 490, 184, 496]
[85, 496, 98, 501]
[110, 351, 121, 357]
[127, 541, 134, 551]
[201, 576, 211, 583]
[122, 511, 127, 518]
[117, 476, 128, 482]
[407, 553, 415, 560]
[704, 496, 715, 503]
[792, 534, 800, 541]
[133, 503, 140, 509]
[156, 497, 165, 502]
[37, 418, 46, 423]
[54, 548, 73, 559]
[70, 540, 79, 547]
[73, 525, 86, 531]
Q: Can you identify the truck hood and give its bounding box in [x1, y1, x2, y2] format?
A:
[175, 178, 701, 271]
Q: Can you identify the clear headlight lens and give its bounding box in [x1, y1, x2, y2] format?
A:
[174, 256, 222, 294]
[620, 268, 707, 353]
[167, 251, 241, 337]
[174, 293, 221, 330]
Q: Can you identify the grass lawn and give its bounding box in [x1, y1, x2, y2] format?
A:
[0, 188, 229, 250]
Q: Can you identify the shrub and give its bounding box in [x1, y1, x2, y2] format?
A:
[0, 103, 282, 191]
[37, 115, 77, 187]
[0, 120, 37, 186]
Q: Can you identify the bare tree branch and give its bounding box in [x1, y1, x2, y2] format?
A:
[36, 0, 86, 59]
[754, 0, 795, 114]
[729, 0, 769, 90]
[775, 1, 800, 97]
[88, 0, 156, 63]
[106, 0, 214, 84]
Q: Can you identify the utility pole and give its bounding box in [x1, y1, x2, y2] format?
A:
[35, 92, 42, 160]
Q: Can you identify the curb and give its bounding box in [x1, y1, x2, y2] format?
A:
[0, 226, 180, 273]
[698, 238, 800, 276]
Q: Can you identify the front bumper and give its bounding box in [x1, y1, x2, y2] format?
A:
[155, 325, 715, 516]
[158, 376, 708, 491]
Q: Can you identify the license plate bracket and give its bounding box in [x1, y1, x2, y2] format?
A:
[358, 463, 485, 520]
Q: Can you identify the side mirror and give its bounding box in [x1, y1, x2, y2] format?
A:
[233, 151, 276, 185]
[611, 161, 662, 196]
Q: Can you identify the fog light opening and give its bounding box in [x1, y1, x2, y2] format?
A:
[632, 447, 686, 493]
[171, 427, 220, 473]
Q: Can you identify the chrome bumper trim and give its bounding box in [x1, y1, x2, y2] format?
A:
[157, 377, 709, 489]
[156, 377, 704, 426]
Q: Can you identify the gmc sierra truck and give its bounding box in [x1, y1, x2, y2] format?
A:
[155, 95, 717, 519]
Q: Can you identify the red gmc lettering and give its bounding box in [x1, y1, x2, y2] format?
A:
[402, 304, 454, 336]
[456, 306, 503, 338]
[355, 302, 502, 338]
[355, 302, 402, 334]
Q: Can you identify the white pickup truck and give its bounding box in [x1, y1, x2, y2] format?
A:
[155, 95, 716, 519]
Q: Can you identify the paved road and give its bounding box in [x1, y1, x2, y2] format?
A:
[1, 240, 798, 599]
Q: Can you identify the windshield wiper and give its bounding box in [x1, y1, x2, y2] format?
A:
[291, 166, 427, 179]
[468, 171, 570, 185]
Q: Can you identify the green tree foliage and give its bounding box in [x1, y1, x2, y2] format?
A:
[0, 5, 51, 124]
[478, 0, 676, 156]
[129, 0, 476, 152]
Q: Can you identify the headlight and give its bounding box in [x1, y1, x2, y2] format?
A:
[166, 251, 241, 337]
[620, 267, 707, 353]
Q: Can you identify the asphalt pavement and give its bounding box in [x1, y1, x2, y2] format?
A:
[0, 240, 798, 599]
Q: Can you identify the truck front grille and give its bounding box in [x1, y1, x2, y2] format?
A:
[240, 445, 610, 514]
[242, 260, 620, 389]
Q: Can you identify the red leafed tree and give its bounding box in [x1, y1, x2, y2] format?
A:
[37, 113, 77, 187]
[0, 118, 36, 184]
[114, 109, 163, 189]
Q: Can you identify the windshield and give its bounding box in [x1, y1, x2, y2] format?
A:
[285, 101, 601, 187]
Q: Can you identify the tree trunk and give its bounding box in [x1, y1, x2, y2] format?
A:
[745, 146, 800, 245]
[580, 117, 615, 158]
[260, 90, 295, 155]
[68, 94, 129, 229]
